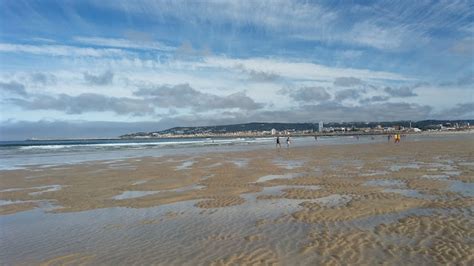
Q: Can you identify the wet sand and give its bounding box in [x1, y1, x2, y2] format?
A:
[1, 136, 473, 265]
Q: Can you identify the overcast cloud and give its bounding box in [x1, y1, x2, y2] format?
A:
[333, 77, 364, 87]
[134, 84, 263, 111]
[279, 86, 331, 102]
[0, 81, 27, 96]
[10, 93, 154, 115]
[83, 70, 114, 86]
[335, 89, 363, 101]
[384, 86, 418, 97]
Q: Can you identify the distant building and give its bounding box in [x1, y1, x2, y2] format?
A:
[318, 121, 323, 132]
[271, 128, 277, 135]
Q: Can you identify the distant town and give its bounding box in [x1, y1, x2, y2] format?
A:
[120, 120, 473, 139]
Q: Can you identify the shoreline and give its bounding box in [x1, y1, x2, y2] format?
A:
[4, 128, 473, 143]
[1, 131, 473, 171]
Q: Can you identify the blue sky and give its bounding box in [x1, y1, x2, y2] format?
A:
[0, 0, 473, 140]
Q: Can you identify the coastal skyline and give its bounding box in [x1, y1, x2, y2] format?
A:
[1, 0, 473, 140]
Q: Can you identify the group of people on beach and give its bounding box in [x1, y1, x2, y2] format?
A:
[387, 133, 402, 143]
[276, 133, 404, 149]
[275, 136, 291, 149]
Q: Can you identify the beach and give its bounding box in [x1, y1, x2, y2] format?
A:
[1, 134, 473, 265]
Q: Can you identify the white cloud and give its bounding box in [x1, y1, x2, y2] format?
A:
[349, 21, 404, 50]
[199, 56, 412, 81]
[73, 36, 174, 51]
[0, 43, 128, 57]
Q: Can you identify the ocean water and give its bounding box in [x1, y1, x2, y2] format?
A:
[0, 133, 471, 170]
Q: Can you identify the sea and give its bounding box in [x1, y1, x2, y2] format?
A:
[0, 133, 471, 170]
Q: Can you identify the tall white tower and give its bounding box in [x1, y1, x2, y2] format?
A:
[318, 121, 324, 132]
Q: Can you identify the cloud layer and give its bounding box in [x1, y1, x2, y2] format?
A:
[0, 0, 472, 140]
[134, 84, 263, 111]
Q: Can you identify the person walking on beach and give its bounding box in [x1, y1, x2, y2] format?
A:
[286, 136, 291, 148]
[276, 136, 281, 149]
[394, 134, 401, 143]
[387, 134, 391, 142]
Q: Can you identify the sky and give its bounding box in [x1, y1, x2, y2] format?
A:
[0, 0, 473, 140]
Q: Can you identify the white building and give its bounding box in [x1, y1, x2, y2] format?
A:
[318, 121, 324, 132]
[271, 128, 277, 135]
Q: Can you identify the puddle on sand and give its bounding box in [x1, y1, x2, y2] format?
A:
[311, 194, 352, 208]
[256, 173, 304, 183]
[458, 162, 474, 167]
[443, 171, 461, 176]
[132, 180, 148, 185]
[112, 191, 159, 200]
[231, 159, 249, 168]
[382, 188, 433, 199]
[201, 174, 215, 180]
[206, 162, 222, 168]
[360, 170, 389, 177]
[29, 185, 64, 196]
[423, 162, 457, 171]
[0, 199, 35, 206]
[167, 184, 206, 193]
[0, 188, 29, 193]
[420, 174, 450, 180]
[389, 163, 420, 172]
[0, 199, 59, 211]
[1, 195, 324, 265]
[272, 160, 305, 170]
[364, 179, 406, 188]
[252, 186, 350, 208]
[107, 162, 136, 170]
[2, 180, 470, 265]
[176, 160, 195, 170]
[448, 181, 474, 197]
[113, 185, 205, 200]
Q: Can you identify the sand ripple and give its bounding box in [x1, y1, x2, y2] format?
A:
[195, 196, 245, 208]
[211, 248, 279, 266]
